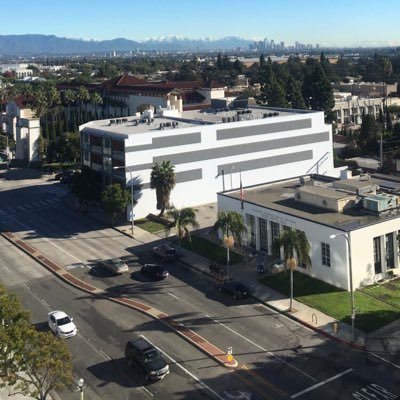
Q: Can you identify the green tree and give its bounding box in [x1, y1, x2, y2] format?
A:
[302, 60, 334, 112]
[0, 286, 31, 377]
[285, 76, 306, 109]
[0, 285, 74, 400]
[36, 134, 46, 162]
[210, 210, 247, 279]
[166, 206, 200, 254]
[264, 80, 287, 107]
[150, 160, 176, 217]
[100, 183, 130, 225]
[10, 330, 74, 400]
[72, 166, 103, 209]
[271, 228, 311, 312]
[91, 91, 103, 119]
[272, 227, 311, 268]
[359, 114, 379, 153]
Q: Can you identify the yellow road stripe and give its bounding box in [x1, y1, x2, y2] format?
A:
[232, 370, 274, 400]
[241, 364, 287, 396]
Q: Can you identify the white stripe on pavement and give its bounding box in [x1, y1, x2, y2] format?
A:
[290, 368, 353, 398]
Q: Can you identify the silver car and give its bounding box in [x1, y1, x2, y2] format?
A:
[101, 258, 129, 275]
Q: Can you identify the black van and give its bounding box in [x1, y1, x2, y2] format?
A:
[125, 337, 169, 381]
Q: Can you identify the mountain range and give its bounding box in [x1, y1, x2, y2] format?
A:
[0, 34, 254, 56]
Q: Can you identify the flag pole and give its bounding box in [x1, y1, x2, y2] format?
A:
[240, 169, 244, 210]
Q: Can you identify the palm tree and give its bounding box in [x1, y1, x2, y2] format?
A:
[272, 228, 311, 311]
[91, 91, 103, 119]
[210, 210, 247, 280]
[150, 160, 176, 217]
[166, 206, 199, 254]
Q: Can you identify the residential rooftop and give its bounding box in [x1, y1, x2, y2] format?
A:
[223, 173, 400, 231]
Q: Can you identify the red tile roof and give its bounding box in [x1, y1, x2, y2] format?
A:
[7, 94, 36, 109]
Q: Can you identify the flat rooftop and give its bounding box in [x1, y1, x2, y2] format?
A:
[223, 174, 400, 231]
[81, 106, 312, 137]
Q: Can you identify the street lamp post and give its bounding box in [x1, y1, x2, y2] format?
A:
[113, 166, 134, 235]
[330, 233, 355, 342]
[287, 256, 297, 312]
[77, 378, 84, 400]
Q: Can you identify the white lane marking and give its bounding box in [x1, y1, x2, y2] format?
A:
[7, 217, 82, 263]
[140, 334, 225, 400]
[1, 265, 10, 272]
[372, 353, 400, 369]
[168, 292, 180, 299]
[205, 314, 317, 382]
[290, 368, 353, 398]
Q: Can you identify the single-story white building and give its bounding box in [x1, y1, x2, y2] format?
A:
[217, 171, 400, 291]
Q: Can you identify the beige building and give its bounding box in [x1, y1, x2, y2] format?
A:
[0, 95, 40, 162]
[333, 92, 400, 129]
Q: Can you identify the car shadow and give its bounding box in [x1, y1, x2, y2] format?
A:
[87, 357, 149, 388]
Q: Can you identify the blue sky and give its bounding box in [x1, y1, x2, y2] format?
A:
[2, 0, 399, 47]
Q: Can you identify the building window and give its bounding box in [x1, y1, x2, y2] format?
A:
[321, 242, 331, 267]
[259, 218, 268, 252]
[374, 236, 382, 274]
[246, 214, 256, 247]
[385, 232, 395, 269]
[271, 221, 280, 242]
[84, 151, 89, 161]
[104, 137, 111, 148]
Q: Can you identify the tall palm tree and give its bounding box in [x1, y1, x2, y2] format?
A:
[210, 210, 247, 280]
[166, 206, 199, 254]
[272, 228, 311, 311]
[150, 160, 176, 217]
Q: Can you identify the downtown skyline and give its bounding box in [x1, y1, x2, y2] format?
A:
[1, 0, 400, 48]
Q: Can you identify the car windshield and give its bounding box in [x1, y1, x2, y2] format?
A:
[56, 316, 71, 326]
[114, 260, 125, 268]
[144, 349, 160, 362]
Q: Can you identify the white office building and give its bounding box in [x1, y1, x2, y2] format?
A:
[80, 106, 337, 221]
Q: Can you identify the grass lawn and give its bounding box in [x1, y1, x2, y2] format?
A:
[180, 235, 244, 265]
[361, 279, 400, 308]
[134, 218, 167, 234]
[260, 271, 400, 332]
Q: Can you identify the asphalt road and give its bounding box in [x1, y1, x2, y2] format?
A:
[1, 174, 400, 400]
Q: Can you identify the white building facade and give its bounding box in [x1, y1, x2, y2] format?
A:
[217, 173, 400, 291]
[0, 96, 40, 162]
[80, 106, 337, 221]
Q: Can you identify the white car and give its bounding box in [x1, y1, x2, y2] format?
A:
[48, 310, 77, 338]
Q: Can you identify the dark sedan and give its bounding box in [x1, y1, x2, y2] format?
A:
[141, 264, 169, 280]
[218, 280, 250, 299]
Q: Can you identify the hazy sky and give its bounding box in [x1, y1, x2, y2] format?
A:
[2, 0, 399, 47]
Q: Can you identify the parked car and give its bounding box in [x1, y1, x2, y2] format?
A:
[55, 170, 75, 181]
[151, 244, 177, 261]
[48, 310, 77, 338]
[141, 263, 169, 280]
[100, 258, 129, 275]
[125, 337, 170, 381]
[217, 280, 250, 300]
